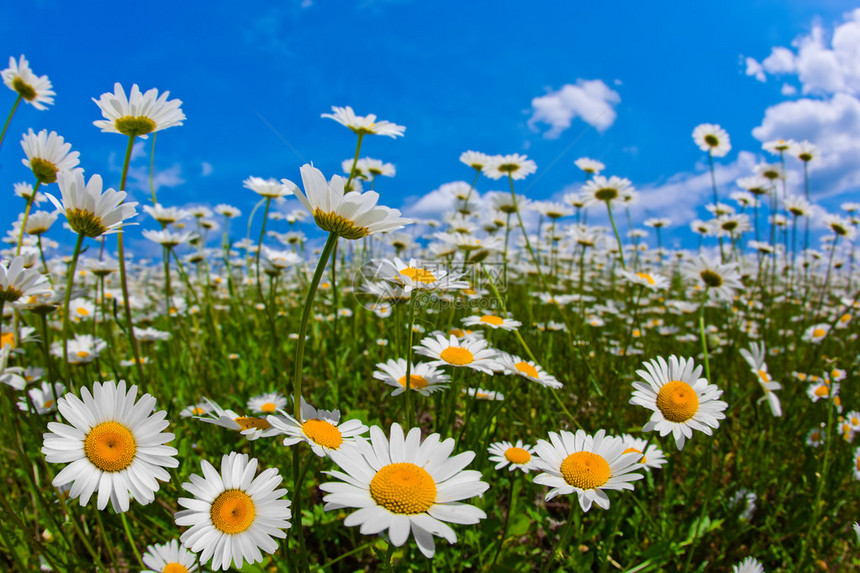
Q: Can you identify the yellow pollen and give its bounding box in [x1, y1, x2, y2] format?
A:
[192, 407, 205, 415]
[656, 380, 700, 423]
[42, 400, 55, 409]
[622, 447, 647, 464]
[636, 272, 655, 285]
[814, 385, 829, 398]
[449, 328, 465, 337]
[0, 332, 14, 348]
[440, 347, 474, 366]
[234, 417, 271, 431]
[479, 315, 505, 326]
[852, 417, 859, 425]
[163, 564, 189, 573]
[301, 419, 343, 449]
[210, 489, 256, 534]
[84, 421, 136, 472]
[560, 451, 611, 489]
[504, 447, 531, 465]
[399, 267, 437, 283]
[514, 361, 540, 379]
[812, 328, 826, 338]
[259, 402, 278, 413]
[758, 369, 770, 383]
[76, 351, 91, 359]
[839, 314, 851, 323]
[398, 374, 429, 390]
[369, 463, 437, 514]
[76, 307, 90, 316]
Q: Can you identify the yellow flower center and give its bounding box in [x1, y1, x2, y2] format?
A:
[514, 361, 539, 379]
[84, 421, 137, 472]
[622, 447, 646, 464]
[192, 407, 205, 415]
[259, 402, 278, 413]
[656, 380, 699, 423]
[210, 489, 256, 534]
[479, 315, 504, 326]
[114, 116, 157, 137]
[440, 347, 474, 366]
[704, 134, 719, 147]
[839, 313, 851, 323]
[398, 374, 429, 390]
[76, 307, 90, 316]
[559, 451, 611, 489]
[42, 399, 55, 410]
[28, 157, 59, 184]
[234, 417, 271, 431]
[636, 272, 655, 285]
[812, 328, 826, 338]
[0, 332, 14, 348]
[66, 208, 108, 238]
[76, 350, 91, 359]
[594, 188, 618, 202]
[399, 267, 436, 283]
[12, 77, 37, 101]
[814, 385, 829, 398]
[162, 564, 189, 573]
[504, 447, 531, 465]
[301, 419, 343, 449]
[369, 463, 437, 514]
[312, 209, 369, 240]
[757, 369, 770, 383]
[700, 269, 724, 288]
[851, 417, 859, 426]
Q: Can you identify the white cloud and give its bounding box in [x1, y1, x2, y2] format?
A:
[403, 182, 482, 220]
[126, 164, 185, 196]
[527, 79, 621, 139]
[781, 83, 798, 96]
[762, 47, 797, 75]
[130, 141, 146, 161]
[745, 57, 766, 82]
[201, 161, 214, 176]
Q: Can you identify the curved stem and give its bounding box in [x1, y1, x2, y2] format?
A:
[61, 233, 86, 382]
[16, 181, 39, 255]
[0, 94, 22, 153]
[149, 132, 157, 205]
[255, 197, 272, 304]
[698, 290, 711, 383]
[605, 201, 626, 269]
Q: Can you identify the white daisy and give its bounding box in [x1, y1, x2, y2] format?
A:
[47, 172, 138, 238]
[487, 440, 538, 473]
[195, 398, 280, 441]
[373, 358, 450, 396]
[2, 55, 54, 110]
[50, 334, 107, 365]
[18, 381, 66, 415]
[574, 157, 605, 174]
[483, 153, 537, 180]
[460, 150, 492, 171]
[461, 314, 522, 331]
[321, 105, 405, 138]
[41, 380, 178, 513]
[464, 387, 504, 401]
[533, 429, 643, 511]
[806, 381, 838, 403]
[739, 341, 782, 417]
[246, 391, 287, 415]
[24, 210, 58, 235]
[620, 269, 669, 291]
[93, 83, 185, 138]
[0, 345, 26, 390]
[267, 397, 368, 458]
[619, 434, 667, 471]
[374, 257, 469, 294]
[175, 453, 291, 571]
[732, 556, 764, 573]
[581, 175, 634, 206]
[681, 255, 743, 303]
[692, 123, 731, 157]
[243, 176, 291, 198]
[141, 539, 198, 573]
[0, 255, 51, 303]
[414, 333, 501, 375]
[630, 355, 728, 450]
[496, 352, 562, 389]
[802, 323, 831, 344]
[20, 129, 81, 184]
[320, 423, 489, 558]
[286, 164, 411, 239]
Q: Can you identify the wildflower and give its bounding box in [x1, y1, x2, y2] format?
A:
[732, 557, 764, 573]
[24, 210, 58, 235]
[682, 255, 743, 302]
[739, 341, 782, 417]
[0, 255, 51, 302]
[320, 423, 489, 558]
[2, 55, 54, 110]
[0, 345, 26, 390]
[631, 355, 728, 450]
[574, 157, 605, 174]
[483, 153, 537, 180]
[806, 426, 825, 447]
[175, 453, 291, 571]
[582, 175, 634, 205]
[620, 269, 669, 291]
[51, 334, 106, 365]
[802, 323, 830, 344]
[619, 434, 667, 471]
[18, 381, 66, 415]
[93, 83, 185, 138]
[460, 150, 492, 171]
[464, 387, 504, 401]
[287, 164, 411, 239]
[141, 539, 198, 573]
[414, 334, 501, 374]
[792, 140, 818, 162]
[373, 359, 450, 396]
[321, 105, 405, 138]
[692, 124, 731, 157]
[41, 380, 178, 513]
[533, 429, 643, 511]
[461, 314, 522, 331]
[375, 257, 468, 293]
[267, 397, 368, 458]
[196, 399, 279, 441]
[244, 176, 291, 198]
[180, 401, 212, 418]
[20, 129, 81, 184]
[806, 380, 838, 403]
[487, 440, 538, 473]
[247, 392, 287, 415]
[853, 447, 860, 480]
[497, 352, 562, 389]
[48, 172, 138, 238]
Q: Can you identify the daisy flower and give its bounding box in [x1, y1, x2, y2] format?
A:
[619, 434, 667, 471]
[51, 334, 107, 365]
[483, 153, 537, 180]
[496, 352, 562, 389]
[175, 453, 291, 571]
[414, 333, 501, 374]
[374, 257, 469, 294]
[574, 157, 605, 174]
[802, 323, 831, 344]
[93, 83, 185, 138]
[179, 401, 212, 418]
[48, 172, 138, 238]
[41, 380, 178, 513]
[620, 269, 669, 291]
[464, 387, 504, 401]
[18, 381, 66, 415]
[0, 255, 51, 303]
[320, 423, 489, 558]
[533, 429, 643, 511]
[739, 341, 782, 417]
[460, 150, 492, 171]
[373, 358, 450, 396]
[286, 164, 411, 239]
[792, 140, 818, 162]
[247, 391, 287, 415]
[141, 539, 198, 573]
[321, 105, 405, 138]
[806, 427, 825, 447]
[732, 557, 764, 573]
[581, 175, 634, 206]
[461, 313, 522, 331]
[20, 129, 81, 184]
[24, 210, 58, 235]
[267, 397, 368, 458]
[692, 123, 731, 157]
[681, 255, 743, 302]
[0, 345, 26, 390]
[244, 176, 291, 198]
[2, 55, 54, 110]
[487, 440, 538, 473]
[630, 355, 728, 450]
[806, 381, 838, 403]
[142, 229, 195, 248]
[196, 398, 280, 441]
[853, 447, 860, 480]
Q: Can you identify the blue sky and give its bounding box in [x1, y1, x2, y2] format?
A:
[2, 1, 858, 251]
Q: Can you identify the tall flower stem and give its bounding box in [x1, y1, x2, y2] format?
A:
[815, 235, 839, 319]
[698, 289, 712, 383]
[605, 200, 626, 269]
[0, 94, 22, 153]
[116, 135, 146, 387]
[16, 181, 40, 255]
[37, 236, 52, 283]
[403, 290, 417, 425]
[61, 233, 85, 383]
[255, 197, 272, 304]
[707, 151, 720, 207]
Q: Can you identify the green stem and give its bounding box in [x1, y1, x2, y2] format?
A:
[404, 290, 417, 426]
[120, 511, 144, 568]
[0, 94, 22, 153]
[698, 291, 711, 383]
[62, 233, 86, 381]
[255, 197, 272, 304]
[149, 132, 157, 205]
[16, 181, 39, 255]
[605, 200, 626, 269]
